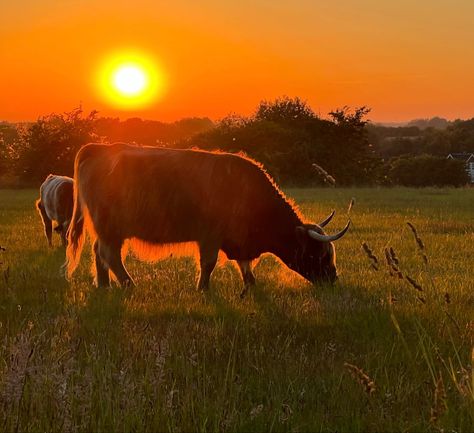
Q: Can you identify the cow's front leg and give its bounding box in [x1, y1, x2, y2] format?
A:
[237, 260, 256, 298]
[93, 240, 110, 287]
[198, 242, 219, 291]
[36, 200, 53, 247]
[97, 239, 134, 288]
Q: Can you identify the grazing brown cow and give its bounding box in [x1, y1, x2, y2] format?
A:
[66, 143, 349, 291]
[36, 174, 74, 247]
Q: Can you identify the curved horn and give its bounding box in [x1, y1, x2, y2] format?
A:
[308, 220, 351, 242]
[318, 210, 335, 227]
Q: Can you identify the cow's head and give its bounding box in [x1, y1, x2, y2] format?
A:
[292, 211, 350, 284]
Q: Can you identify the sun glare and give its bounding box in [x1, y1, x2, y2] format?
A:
[113, 65, 147, 96]
[97, 51, 165, 110]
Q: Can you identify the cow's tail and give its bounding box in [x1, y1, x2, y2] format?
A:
[65, 160, 86, 278]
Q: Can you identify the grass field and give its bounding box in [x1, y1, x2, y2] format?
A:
[0, 187, 472, 432]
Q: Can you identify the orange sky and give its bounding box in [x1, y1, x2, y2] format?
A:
[1, 0, 473, 123]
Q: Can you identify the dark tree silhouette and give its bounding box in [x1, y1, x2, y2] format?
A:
[16, 107, 97, 185]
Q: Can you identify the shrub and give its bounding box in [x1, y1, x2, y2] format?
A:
[387, 155, 469, 187]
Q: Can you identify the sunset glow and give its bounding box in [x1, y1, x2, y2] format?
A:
[1, 1, 474, 121]
[97, 51, 165, 110]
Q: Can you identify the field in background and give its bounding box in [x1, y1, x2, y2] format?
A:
[0, 188, 472, 432]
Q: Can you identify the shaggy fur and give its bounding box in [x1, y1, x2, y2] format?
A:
[66, 143, 343, 289]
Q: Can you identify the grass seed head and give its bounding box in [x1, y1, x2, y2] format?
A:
[384, 248, 403, 278]
[312, 163, 336, 186]
[407, 222, 429, 264]
[430, 374, 447, 425]
[389, 247, 399, 265]
[344, 362, 376, 396]
[348, 197, 355, 214]
[279, 403, 293, 423]
[362, 242, 379, 270]
[405, 275, 424, 292]
[250, 404, 264, 419]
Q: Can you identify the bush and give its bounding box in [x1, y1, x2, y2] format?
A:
[387, 155, 469, 187]
[16, 108, 97, 186]
[187, 99, 379, 186]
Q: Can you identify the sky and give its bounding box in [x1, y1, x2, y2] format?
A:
[1, 0, 473, 123]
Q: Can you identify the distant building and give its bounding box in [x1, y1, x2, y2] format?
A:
[447, 153, 474, 183]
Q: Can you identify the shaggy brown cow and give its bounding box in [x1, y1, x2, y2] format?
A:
[36, 174, 74, 247]
[66, 143, 350, 290]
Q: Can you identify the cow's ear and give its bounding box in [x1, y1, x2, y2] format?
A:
[295, 226, 308, 247]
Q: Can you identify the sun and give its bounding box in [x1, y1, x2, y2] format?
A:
[113, 65, 147, 96]
[97, 51, 166, 110]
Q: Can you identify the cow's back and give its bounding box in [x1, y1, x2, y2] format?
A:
[76, 143, 294, 255]
[40, 174, 74, 222]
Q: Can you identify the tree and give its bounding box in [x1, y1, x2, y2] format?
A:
[0, 122, 19, 183]
[255, 96, 316, 123]
[16, 107, 97, 185]
[324, 106, 380, 185]
[387, 155, 469, 187]
[187, 99, 380, 186]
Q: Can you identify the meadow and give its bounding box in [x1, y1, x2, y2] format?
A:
[0, 187, 472, 432]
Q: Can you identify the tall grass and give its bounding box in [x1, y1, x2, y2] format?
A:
[0, 187, 472, 432]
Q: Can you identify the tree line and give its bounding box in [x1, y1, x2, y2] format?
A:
[0, 97, 471, 187]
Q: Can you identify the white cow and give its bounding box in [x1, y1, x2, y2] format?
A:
[36, 174, 74, 247]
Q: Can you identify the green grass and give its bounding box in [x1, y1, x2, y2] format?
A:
[0, 187, 472, 432]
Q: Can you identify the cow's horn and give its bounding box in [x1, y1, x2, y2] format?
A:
[318, 210, 335, 227]
[308, 220, 351, 242]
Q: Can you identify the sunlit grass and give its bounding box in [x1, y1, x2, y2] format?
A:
[0, 188, 472, 432]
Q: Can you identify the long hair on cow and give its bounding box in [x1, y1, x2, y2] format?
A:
[65, 142, 349, 288]
[65, 144, 204, 278]
[66, 146, 93, 277]
[65, 178, 85, 277]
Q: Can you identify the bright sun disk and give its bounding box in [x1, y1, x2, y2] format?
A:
[113, 65, 147, 96]
[97, 51, 165, 110]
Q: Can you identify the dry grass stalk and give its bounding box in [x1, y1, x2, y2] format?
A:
[151, 335, 169, 384]
[347, 197, 355, 215]
[1, 329, 34, 407]
[344, 362, 376, 396]
[405, 275, 423, 292]
[404, 274, 426, 303]
[384, 248, 403, 278]
[407, 222, 428, 264]
[430, 374, 447, 425]
[311, 163, 336, 186]
[250, 404, 264, 419]
[389, 247, 399, 265]
[362, 242, 379, 270]
[444, 292, 450, 304]
[279, 403, 293, 423]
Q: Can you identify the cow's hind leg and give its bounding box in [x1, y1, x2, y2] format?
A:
[60, 221, 71, 247]
[36, 200, 53, 247]
[57, 221, 68, 247]
[237, 260, 256, 298]
[197, 243, 219, 291]
[93, 240, 110, 287]
[98, 240, 134, 288]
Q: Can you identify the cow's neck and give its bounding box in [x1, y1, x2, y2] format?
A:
[265, 203, 302, 268]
